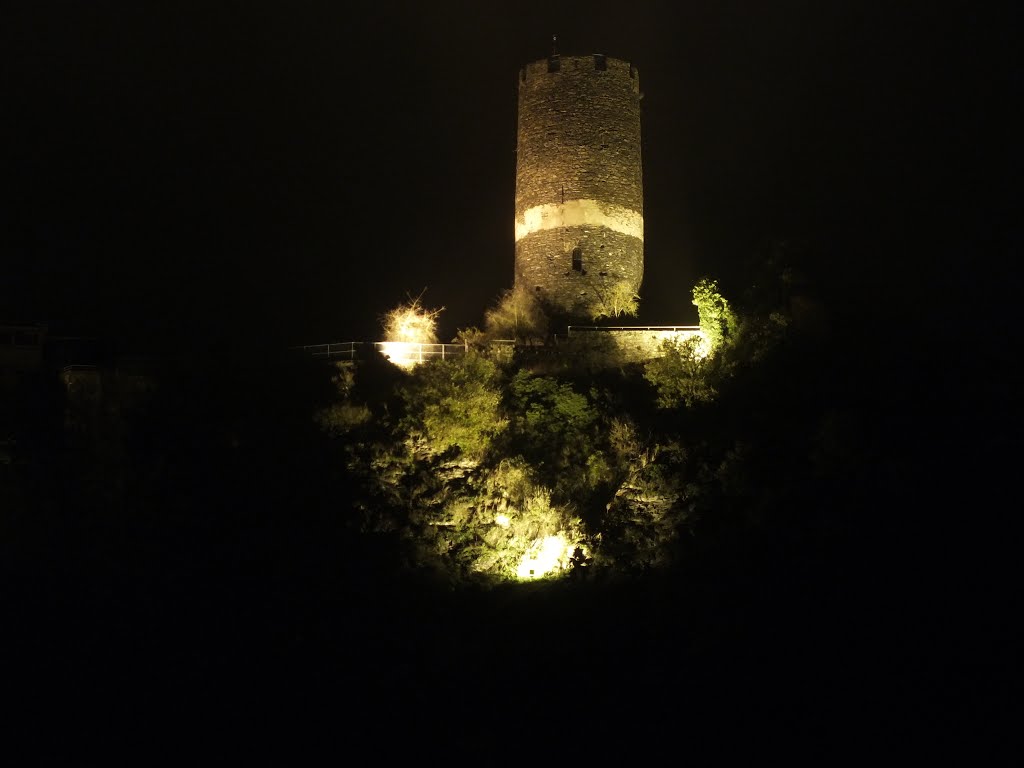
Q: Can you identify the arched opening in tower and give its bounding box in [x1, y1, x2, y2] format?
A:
[572, 248, 584, 273]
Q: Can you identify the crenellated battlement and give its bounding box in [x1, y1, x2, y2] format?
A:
[519, 54, 639, 91]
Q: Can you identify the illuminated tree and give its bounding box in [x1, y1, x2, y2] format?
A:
[381, 293, 444, 344]
[643, 335, 718, 409]
[590, 279, 640, 321]
[483, 286, 548, 342]
[398, 352, 506, 461]
[640, 280, 739, 409]
[505, 371, 606, 501]
[691, 278, 739, 353]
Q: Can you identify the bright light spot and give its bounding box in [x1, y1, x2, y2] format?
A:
[494, 513, 511, 528]
[516, 534, 573, 580]
[377, 341, 422, 369]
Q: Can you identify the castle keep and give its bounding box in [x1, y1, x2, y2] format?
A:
[514, 53, 644, 319]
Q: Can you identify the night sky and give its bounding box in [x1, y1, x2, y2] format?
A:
[4, 2, 1013, 351]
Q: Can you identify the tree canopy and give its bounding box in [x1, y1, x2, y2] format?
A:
[319, 274, 811, 584]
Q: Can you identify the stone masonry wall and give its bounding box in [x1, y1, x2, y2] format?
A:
[566, 328, 706, 365]
[514, 55, 643, 318]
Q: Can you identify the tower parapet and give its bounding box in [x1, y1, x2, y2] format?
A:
[514, 54, 644, 320]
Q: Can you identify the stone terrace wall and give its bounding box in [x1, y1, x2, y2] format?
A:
[566, 327, 706, 364]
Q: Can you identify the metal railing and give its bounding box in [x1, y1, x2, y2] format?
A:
[294, 333, 700, 363]
[567, 325, 701, 334]
[373, 341, 470, 364]
[292, 341, 511, 363]
[293, 341, 363, 360]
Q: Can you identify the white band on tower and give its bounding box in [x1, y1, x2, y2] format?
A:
[515, 199, 644, 242]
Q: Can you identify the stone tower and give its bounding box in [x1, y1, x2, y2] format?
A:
[514, 52, 644, 320]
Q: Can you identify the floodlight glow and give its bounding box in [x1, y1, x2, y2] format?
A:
[377, 341, 421, 369]
[516, 534, 572, 580]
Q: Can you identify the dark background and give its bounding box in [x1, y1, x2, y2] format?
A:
[5, 1, 1014, 350]
[2, 1, 1020, 759]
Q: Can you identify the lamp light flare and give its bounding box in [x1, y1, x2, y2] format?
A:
[516, 534, 575, 580]
[376, 341, 421, 369]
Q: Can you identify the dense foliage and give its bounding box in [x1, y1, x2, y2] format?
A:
[319, 277, 797, 584]
[1, 252, 1008, 754]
